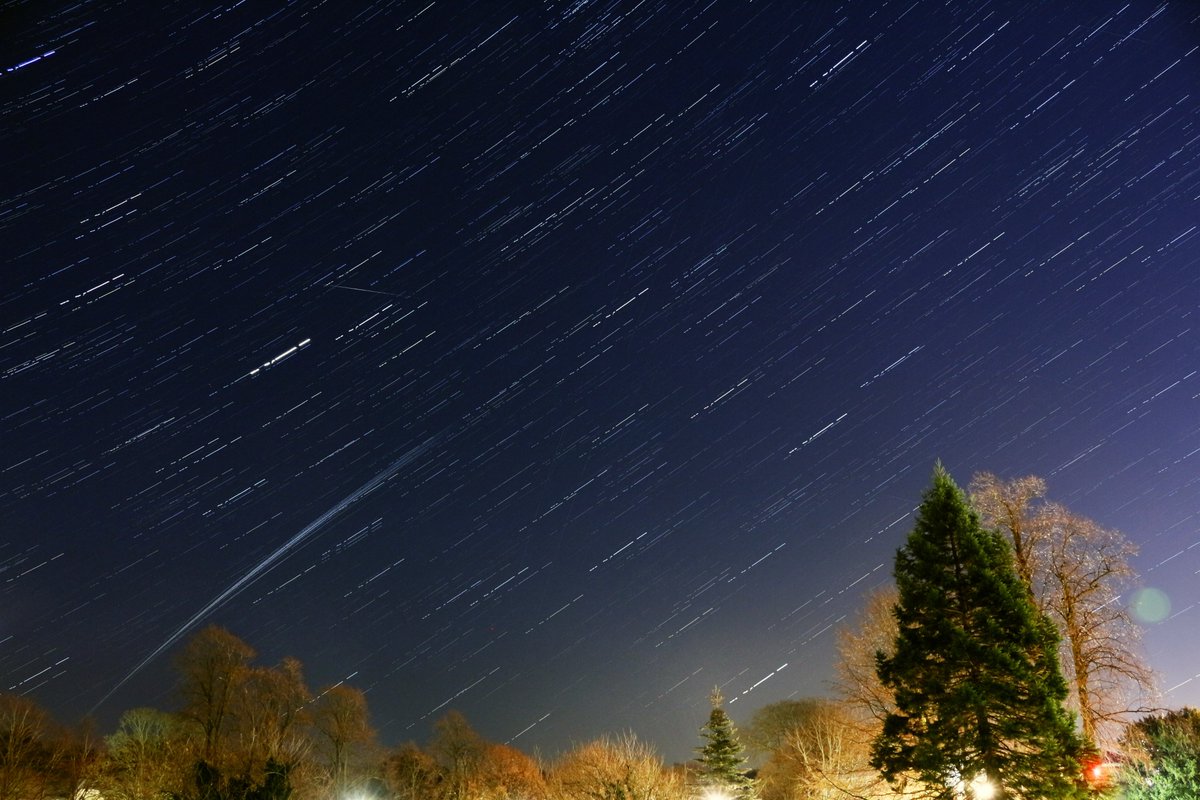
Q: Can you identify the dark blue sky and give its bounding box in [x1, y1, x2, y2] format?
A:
[3, 0, 1198, 763]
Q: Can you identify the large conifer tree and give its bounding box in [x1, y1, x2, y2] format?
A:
[697, 688, 756, 798]
[871, 465, 1084, 799]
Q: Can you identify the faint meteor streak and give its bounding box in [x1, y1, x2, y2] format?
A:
[92, 434, 441, 712]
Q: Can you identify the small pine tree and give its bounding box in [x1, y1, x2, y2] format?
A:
[872, 464, 1085, 799]
[697, 688, 756, 798]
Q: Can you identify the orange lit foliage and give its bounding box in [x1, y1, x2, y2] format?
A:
[478, 743, 546, 799]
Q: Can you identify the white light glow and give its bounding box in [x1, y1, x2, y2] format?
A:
[970, 774, 996, 800]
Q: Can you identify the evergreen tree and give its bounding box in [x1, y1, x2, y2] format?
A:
[697, 688, 755, 798]
[249, 759, 292, 800]
[1119, 708, 1200, 799]
[173, 758, 293, 800]
[871, 465, 1085, 799]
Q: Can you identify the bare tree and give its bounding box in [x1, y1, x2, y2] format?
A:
[58, 716, 104, 800]
[1038, 503, 1156, 748]
[311, 684, 375, 798]
[102, 707, 186, 800]
[428, 711, 486, 800]
[175, 626, 255, 764]
[968, 472, 1047, 593]
[757, 700, 906, 800]
[833, 586, 900, 729]
[0, 693, 60, 800]
[745, 699, 831, 764]
[230, 657, 312, 773]
[382, 742, 440, 800]
[476, 742, 547, 800]
[547, 733, 685, 800]
[969, 472, 1155, 749]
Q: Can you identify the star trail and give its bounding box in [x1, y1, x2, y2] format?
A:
[2, 1, 1198, 762]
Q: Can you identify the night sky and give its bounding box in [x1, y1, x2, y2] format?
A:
[3, 0, 1199, 764]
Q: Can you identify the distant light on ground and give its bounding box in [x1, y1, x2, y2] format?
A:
[970, 774, 996, 800]
[1132, 587, 1171, 623]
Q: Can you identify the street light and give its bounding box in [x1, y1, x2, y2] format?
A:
[970, 773, 996, 800]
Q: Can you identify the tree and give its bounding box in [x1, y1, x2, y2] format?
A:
[229, 659, 312, 774]
[0, 693, 61, 800]
[249, 759, 293, 800]
[1037, 503, 1154, 748]
[311, 684, 375, 798]
[696, 688, 755, 798]
[872, 465, 1084, 799]
[103, 707, 186, 800]
[477, 742, 547, 799]
[967, 473, 1046, 594]
[970, 473, 1154, 749]
[548, 733, 685, 800]
[58, 717, 104, 800]
[755, 699, 904, 800]
[428, 711, 486, 800]
[831, 587, 926, 800]
[835, 586, 901, 729]
[173, 756, 299, 800]
[1118, 708, 1200, 799]
[745, 699, 830, 762]
[175, 626, 256, 764]
[382, 743, 440, 800]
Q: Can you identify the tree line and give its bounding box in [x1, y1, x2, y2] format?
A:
[2, 467, 1195, 799]
[0, 624, 703, 800]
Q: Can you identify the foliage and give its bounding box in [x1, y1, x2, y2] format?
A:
[1118, 708, 1200, 799]
[872, 465, 1085, 799]
[830, 587, 927, 799]
[172, 757, 293, 800]
[696, 690, 755, 798]
[0, 557, 1156, 800]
